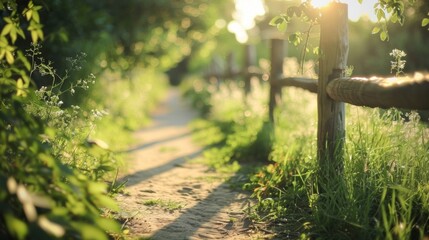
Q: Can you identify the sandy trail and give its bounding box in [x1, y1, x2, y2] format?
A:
[116, 88, 263, 240]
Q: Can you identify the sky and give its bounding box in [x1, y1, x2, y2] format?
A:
[321, 0, 379, 22]
[228, 0, 379, 43]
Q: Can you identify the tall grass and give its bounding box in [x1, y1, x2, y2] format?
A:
[183, 61, 429, 239]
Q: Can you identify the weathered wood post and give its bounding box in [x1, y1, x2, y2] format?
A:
[269, 39, 285, 122]
[226, 51, 239, 79]
[209, 55, 224, 89]
[317, 3, 348, 172]
[244, 44, 257, 94]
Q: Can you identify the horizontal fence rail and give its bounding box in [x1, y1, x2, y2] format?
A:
[276, 75, 318, 93]
[326, 73, 429, 110]
[204, 67, 265, 80]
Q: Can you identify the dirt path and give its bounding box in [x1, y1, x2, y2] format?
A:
[116, 89, 266, 240]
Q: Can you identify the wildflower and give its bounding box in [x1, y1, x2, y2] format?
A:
[389, 49, 406, 58]
[51, 95, 59, 102]
[389, 48, 406, 76]
[55, 110, 64, 117]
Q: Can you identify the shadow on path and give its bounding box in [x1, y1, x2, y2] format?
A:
[150, 174, 251, 240]
[117, 150, 203, 187]
[118, 131, 193, 154]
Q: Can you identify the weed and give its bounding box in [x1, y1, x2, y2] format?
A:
[142, 199, 185, 212]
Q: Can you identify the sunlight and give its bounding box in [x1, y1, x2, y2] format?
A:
[305, 0, 378, 22]
[309, 0, 331, 8]
[344, 0, 378, 22]
[228, 0, 266, 43]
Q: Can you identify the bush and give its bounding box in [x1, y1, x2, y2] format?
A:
[0, 38, 120, 240]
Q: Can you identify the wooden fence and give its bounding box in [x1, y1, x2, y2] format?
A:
[205, 3, 429, 172]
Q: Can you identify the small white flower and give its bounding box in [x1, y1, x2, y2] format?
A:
[71, 105, 80, 111]
[55, 110, 64, 117]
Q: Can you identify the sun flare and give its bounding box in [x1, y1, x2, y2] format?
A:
[228, 0, 266, 43]
[309, 0, 332, 8]
[306, 0, 379, 22]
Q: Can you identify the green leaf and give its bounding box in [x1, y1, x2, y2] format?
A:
[87, 182, 107, 194]
[4, 213, 28, 240]
[1, 23, 12, 36]
[380, 31, 388, 41]
[390, 14, 398, 23]
[37, 29, 44, 40]
[95, 218, 121, 233]
[10, 27, 17, 43]
[32, 11, 40, 23]
[71, 223, 108, 240]
[38, 153, 55, 166]
[288, 33, 302, 46]
[269, 16, 281, 26]
[4, 17, 13, 24]
[422, 18, 429, 27]
[17, 28, 25, 39]
[371, 27, 380, 34]
[17, 51, 31, 70]
[6, 51, 14, 64]
[278, 21, 287, 32]
[26, 9, 33, 20]
[312, 47, 319, 55]
[376, 9, 385, 21]
[94, 194, 119, 211]
[31, 31, 38, 43]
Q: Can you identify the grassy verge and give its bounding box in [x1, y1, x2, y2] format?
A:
[182, 74, 429, 239]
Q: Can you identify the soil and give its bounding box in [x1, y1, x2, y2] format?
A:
[116, 89, 271, 240]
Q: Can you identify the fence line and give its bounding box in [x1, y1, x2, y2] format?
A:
[327, 74, 429, 110]
[205, 3, 429, 175]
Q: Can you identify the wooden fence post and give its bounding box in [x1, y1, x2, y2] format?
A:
[317, 3, 348, 172]
[269, 39, 284, 122]
[209, 55, 224, 89]
[244, 44, 257, 94]
[226, 51, 239, 79]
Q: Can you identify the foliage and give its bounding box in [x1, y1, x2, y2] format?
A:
[270, 0, 427, 42]
[0, 2, 129, 238]
[22, 0, 233, 99]
[0, 42, 120, 240]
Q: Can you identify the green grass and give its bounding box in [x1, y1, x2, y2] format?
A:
[141, 199, 185, 211]
[182, 74, 429, 240]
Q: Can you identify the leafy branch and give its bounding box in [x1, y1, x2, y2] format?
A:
[269, 1, 320, 74]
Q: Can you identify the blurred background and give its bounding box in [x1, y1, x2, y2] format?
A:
[26, 0, 429, 90]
